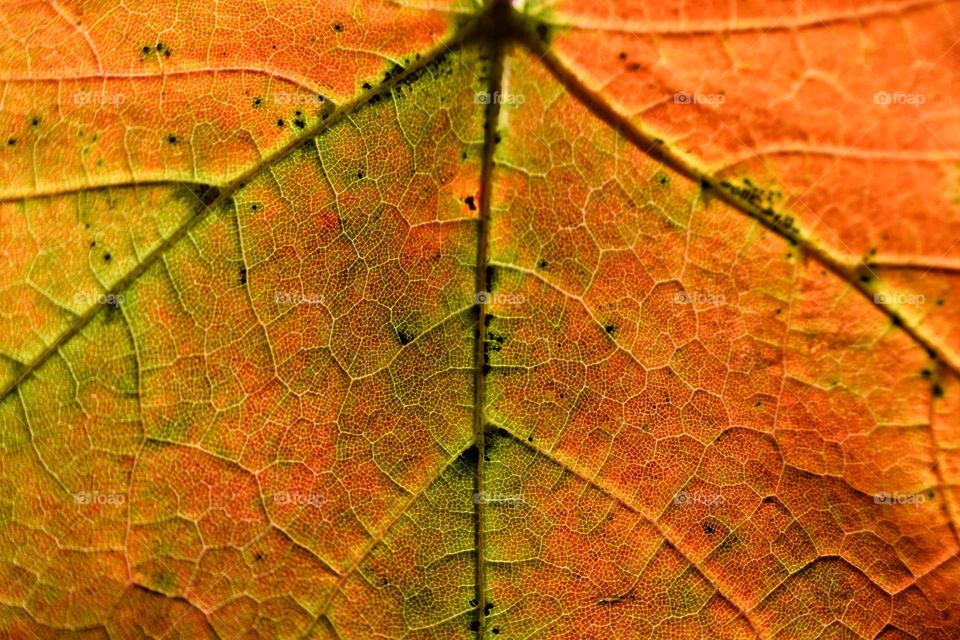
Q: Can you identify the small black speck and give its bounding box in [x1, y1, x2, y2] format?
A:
[461, 150, 467, 160]
[860, 274, 871, 283]
[357, 171, 364, 179]
[156, 42, 165, 52]
[936, 298, 945, 306]
[604, 323, 615, 334]
[164, 49, 171, 58]
[103, 252, 112, 262]
[253, 97, 262, 107]
[775, 308, 782, 315]
[251, 204, 259, 211]
[464, 195, 476, 211]
[704, 523, 715, 535]
[89, 241, 96, 248]
[469, 598, 478, 607]
[527, 435, 533, 442]
[362, 82, 371, 90]
[254, 552, 263, 561]
[484, 603, 494, 616]
[333, 22, 343, 32]
[933, 383, 945, 398]
[921, 369, 932, 379]
[537, 259, 548, 269]
[618, 51, 627, 60]
[397, 327, 415, 346]
[167, 134, 177, 144]
[277, 119, 285, 127]
[294, 119, 306, 129]
[492, 629, 500, 635]
[891, 316, 902, 327]
[295, 110, 302, 117]
[30, 118, 39, 127]
[658, 175, 668, 186]
[6, 138, 14, 146]
[239, 268, 247, 285]
[494, 133, 501, 144]
[141, 46, 150, 55]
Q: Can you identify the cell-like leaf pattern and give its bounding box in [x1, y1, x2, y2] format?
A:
[1, 1, 959, 638]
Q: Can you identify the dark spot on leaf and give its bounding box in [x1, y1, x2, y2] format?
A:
[277, 119, 285, 127]
[492, 629, 500, 635]
[239, 268, 247, 285]
[459, 445, 479, 466]
[357, 171, 364, 179]
[397, 327, 415, 346]
[933, 383, 945, 398]
[484, 603, 494, 616]
[253, 97, 262, 107]
[537, 259, 548, 269]
[921, 369, 932, 379]
[618, 51, 627, 60]
[704, 523, 715, 535]
[604, 323, 615, 334]
[141, 46, 151, 55]
[469, 598, 478, 607]
[362, 82, 371, 90]
[251, 204, 258, 211]
[527, 435, 533, 442]
[293, 119, 306, 129]
[860, 274, 871, 283]
[333, 22, 343, 32]
[6, 138, 14, 146]
[30, 118, 39, 127]
[103, 252, 112, 262]
[156, 42, 165, 52]
[167, 134, 177, 144]
[464, 195, 476, 211]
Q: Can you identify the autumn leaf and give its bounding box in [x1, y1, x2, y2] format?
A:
[1, 0, 959, 638]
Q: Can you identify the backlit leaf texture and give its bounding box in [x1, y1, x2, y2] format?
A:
[1, 1, 959, 638]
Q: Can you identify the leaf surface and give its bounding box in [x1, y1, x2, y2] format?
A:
[2, 1, 960, 639]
